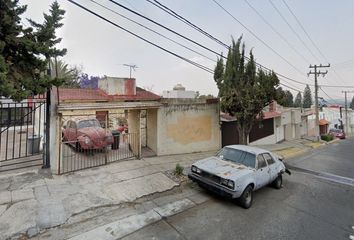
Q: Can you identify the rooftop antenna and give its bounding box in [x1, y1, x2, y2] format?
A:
[123, 64, 138, 78]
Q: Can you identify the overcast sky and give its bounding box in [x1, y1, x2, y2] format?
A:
[19, 0, 354, 101]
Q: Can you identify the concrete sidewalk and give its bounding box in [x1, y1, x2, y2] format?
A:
[0, 137, 342, 239]
[0, 151, 213, 239]
[256, 138, 339, 160]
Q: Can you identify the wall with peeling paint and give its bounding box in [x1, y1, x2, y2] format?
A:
[156, 100, 221, 155]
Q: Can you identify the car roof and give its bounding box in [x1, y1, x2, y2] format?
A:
[223, 145, 271, 155]
[69, 117, 98, 122]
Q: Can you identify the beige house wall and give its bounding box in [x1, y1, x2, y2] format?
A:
[146, 109, 158, 153]
[156, 101, 221, 156]
[128, 109, 141, 157]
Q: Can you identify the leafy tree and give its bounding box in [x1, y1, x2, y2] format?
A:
[276, 87, 293, 107]
[51, 59, 81, 88]
[303, 84, 312, 108]
[350, 96, 354, 110]
[214, 37, 279, 144]
[0, 0, 66, 101]
[79, 74, 99, 89]
[294, 91, 302, 108]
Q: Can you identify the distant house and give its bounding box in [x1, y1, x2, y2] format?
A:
[162, 84, 197, 99]
[221, 101, 302, 146]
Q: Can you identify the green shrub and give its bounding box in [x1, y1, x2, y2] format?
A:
[174, 163, 184, 176]
[321, 134, 334, 142]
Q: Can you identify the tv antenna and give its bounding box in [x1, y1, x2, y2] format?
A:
[123, 64, 138, 78]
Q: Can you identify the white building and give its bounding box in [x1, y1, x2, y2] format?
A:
[162, 84, 197, 99]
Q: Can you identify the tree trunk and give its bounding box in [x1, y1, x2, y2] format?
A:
[238, 126, 248, 145]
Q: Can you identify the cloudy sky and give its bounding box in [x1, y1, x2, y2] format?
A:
[19, 0, 354, 101]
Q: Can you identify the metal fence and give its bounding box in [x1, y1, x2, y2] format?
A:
[0, 99, 46, 172]
[59, 112, 139, 174]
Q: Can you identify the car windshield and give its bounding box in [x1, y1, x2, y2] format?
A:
[216, 147, 256, 168]
[77, 119, 101, 128]
[330, 129, 342, 133]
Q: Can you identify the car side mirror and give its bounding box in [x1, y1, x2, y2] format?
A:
[278, 155, 284, 162]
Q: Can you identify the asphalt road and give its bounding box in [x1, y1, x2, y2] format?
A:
[122, 139, 354, 240]
[289, 137, 354, 179]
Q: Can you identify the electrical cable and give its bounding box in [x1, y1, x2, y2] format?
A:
[211, 0, 306, 76]
[67, 0, 214, 74]
[88, 0, 217, 63]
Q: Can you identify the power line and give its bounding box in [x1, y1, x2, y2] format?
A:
[142, 0, 317, 87]
[67, 0, 214, 74]
[268, 0, 321, 63]
[146, 0, 229, 48]
[107, 0, 224, 59]
[282, 0, 327, 61]
[211, 0, 306, 77]
[244, 0, 310, 64]
[88, 0, 217, 63]
[281, 0, 344, 87]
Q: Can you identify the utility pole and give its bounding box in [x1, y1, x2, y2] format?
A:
[308, 64, 330, 141]
[342, 90, 354, 135]
[123, 64, 138, 78]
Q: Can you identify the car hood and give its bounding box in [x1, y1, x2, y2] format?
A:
[78, 127, 107, 138]
[193, 156, 254, 179]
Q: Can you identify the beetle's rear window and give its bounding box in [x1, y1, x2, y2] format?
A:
[217, 147, 256, 168]
[77, 119, 101, 128]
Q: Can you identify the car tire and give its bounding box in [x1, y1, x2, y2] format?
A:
[238, 185, 253, 209]
[272, 175, 282, 189]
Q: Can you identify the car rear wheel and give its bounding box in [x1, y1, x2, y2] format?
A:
[238, 185, 253, 209]
[272, 175, 282, 189]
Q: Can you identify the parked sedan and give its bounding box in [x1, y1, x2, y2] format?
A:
[188, 145, 290, 209]
[63, 118, 113, 150]
[329, 128, 346, 139]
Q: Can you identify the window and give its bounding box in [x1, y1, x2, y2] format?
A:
[257, 155, 267, 169]
[216, 147, 256, 168]
[263, 153, 275, 165]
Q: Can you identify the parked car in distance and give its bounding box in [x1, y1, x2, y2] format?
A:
[188, 145, 290, 209]
[63, 118, 113, 150]
[329, 128, 346, 139]
[117, 124, 128, 133]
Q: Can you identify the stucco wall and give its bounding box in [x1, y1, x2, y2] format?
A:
[128, 110, 140, 157]
[146, 109, 157, 153]
[156, 101, 220, 155]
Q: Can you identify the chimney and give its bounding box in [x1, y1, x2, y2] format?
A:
[98, 77, 136, 95]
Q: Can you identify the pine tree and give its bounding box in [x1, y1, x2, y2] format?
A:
[294, 91, 302, 108]
[0, 0, 66, 101]
[303, 84, 312, 108]
[214, 37, 279, 144]
[350, 96, 354, 110]
[276, 88, 293, 107]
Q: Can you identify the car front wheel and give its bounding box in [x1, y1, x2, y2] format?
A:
[272, 175, 282, 189]
[238, 185, 253, 209]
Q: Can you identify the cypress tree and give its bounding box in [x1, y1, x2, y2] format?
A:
[214, 37, 279, 144]
[303, 84, 312, 108]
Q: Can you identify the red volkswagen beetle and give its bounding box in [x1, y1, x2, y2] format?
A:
[63, 118, 113, 150]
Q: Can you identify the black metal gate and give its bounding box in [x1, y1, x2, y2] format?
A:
[59, 113, 139, 174]
[0, 98, 46, 172]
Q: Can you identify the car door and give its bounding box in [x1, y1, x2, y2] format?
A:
[255, 154, 271, 189]
[263, 153, 278, 183]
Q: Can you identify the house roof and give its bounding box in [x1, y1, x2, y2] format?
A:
[58, 88, 108, 101]
[319, 119, 329, 125]
[58, 88, 161, 102]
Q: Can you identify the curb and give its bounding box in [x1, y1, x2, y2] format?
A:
[67, 198, 195, 240]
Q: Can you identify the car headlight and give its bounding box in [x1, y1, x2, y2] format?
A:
[221, 178, 234, 189]
[191, 166, 201, 174]
[84, 137, 92, 145]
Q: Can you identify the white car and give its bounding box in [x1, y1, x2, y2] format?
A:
[188, 145, 290, 208]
